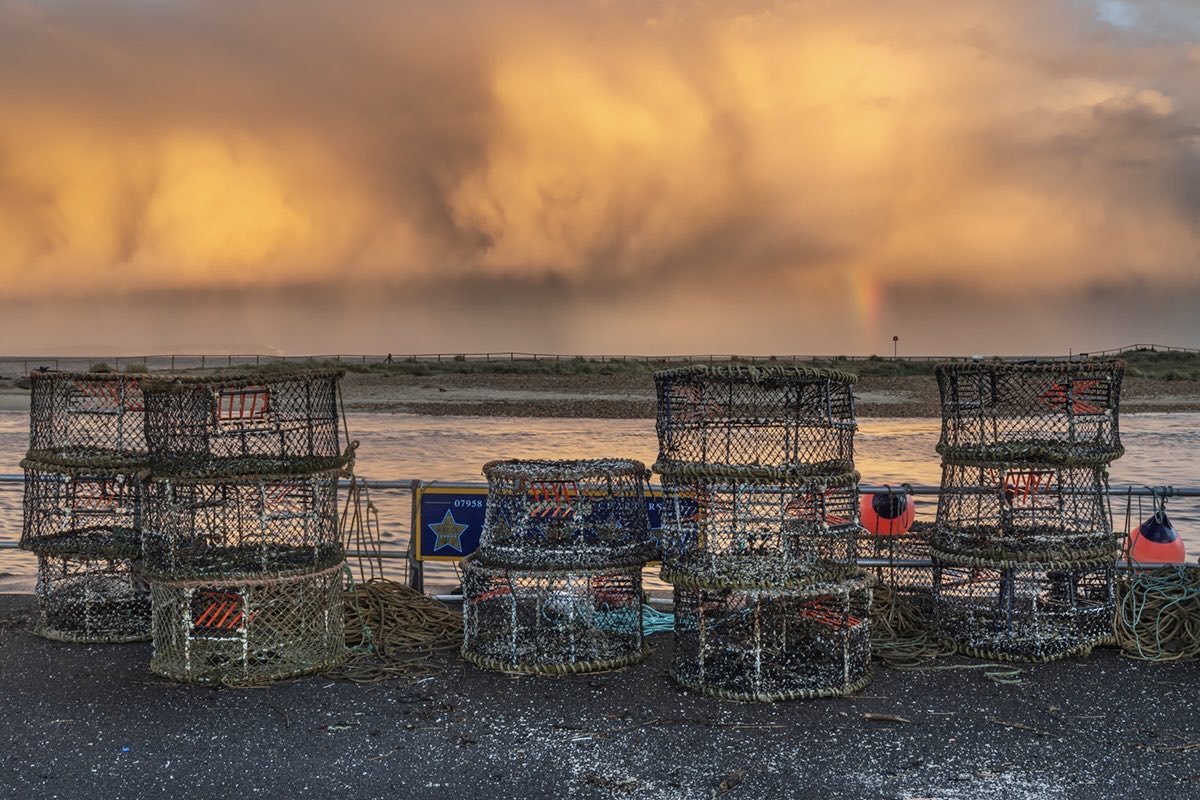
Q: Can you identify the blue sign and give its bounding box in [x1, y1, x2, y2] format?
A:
[413, 484, 686, 561]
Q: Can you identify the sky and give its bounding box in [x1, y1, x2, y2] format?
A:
[0, 0, 1197, 356]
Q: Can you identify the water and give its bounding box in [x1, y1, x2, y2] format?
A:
[2, 412, 1196, 585]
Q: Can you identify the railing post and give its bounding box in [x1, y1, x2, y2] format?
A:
[407, 480, 424, 593]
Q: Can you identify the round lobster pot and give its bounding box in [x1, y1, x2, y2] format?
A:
[655, 464, 860, 587]
[932, 460, 1118, 563]
[34, 553, 151, 643]
[21, 461, 141, 557]
[654, 365, 856, 472]
[28, 372, 148, 467]
[462, 556, 648, 674]
[141, 471, 342, 580]
[670, 572, 873, 702]
[149, 563, 346, 685]
[478, 459, 655, 569]
[933, 561, 1115, 661]
[143, 371, 344, 474]
[935, 360, 1124, 463]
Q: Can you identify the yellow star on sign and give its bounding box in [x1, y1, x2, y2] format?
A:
[429, 509, 468, 552]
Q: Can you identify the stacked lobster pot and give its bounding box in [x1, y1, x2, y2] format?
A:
[931, 360, 1125, 661]
[462, 459, 656, 674]
[654, 365, 872, 701]
[20, 372, 152, 643]
[140, 371, 350, 685]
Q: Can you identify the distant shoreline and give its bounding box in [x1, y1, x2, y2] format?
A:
[2, 366, 1198, 420]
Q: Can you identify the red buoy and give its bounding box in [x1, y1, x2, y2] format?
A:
[1126, 512, 1186, 564]
[860, 490, 916, 536]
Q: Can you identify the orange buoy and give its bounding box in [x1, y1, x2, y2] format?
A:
[1126, 512, 1186, 564]
[860, 489, 916, 536]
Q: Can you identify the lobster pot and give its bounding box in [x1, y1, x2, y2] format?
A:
[141, 471, 341, 580]
[479, 459, 655, 569]
[34, 553, 151, 643]
[670, 573, 873, 702]
[656, 465, 859, 587]
[935, 360, 1124, 463]
[654, 365, 856, 472]
[143, 371, 343, 474]
[858, 523, 936, 617]
[28, 372, 147, 466]
[932, 460, 1117, 562]
[149, 563, 346, 685]
[462, 557, 647, 674]
[21, 461, 141, 557]
[934, 561, 1115, 661]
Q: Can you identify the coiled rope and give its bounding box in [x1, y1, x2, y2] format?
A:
[1113, 565, 1200, 662]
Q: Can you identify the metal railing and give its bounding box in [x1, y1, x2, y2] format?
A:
[2, 477, 1195, 581]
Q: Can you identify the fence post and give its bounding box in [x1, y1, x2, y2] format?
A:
[227, 355, 232, 367]
[170, 355, 175, 370]
[201, 355, 206, 369]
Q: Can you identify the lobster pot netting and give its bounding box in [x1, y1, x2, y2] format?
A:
[462, 557, 647, 674]
[935, 360, 1124, 463]
[655, 465, 860, 587]
[149, 563, 346, 686]
[21, 462, 141, 557]
[858, 522, 936, 617]
[934, 562, 1115, 661]
[655, 366, 856, 472]
[141, 472, 341, 580]
[479, 459, 655, 568]
[671, 573, 873, 702]
[34, 553, 151, 643]
[143, 371, 344, 474]
[933, 461, 1117, 563]
[28, 372, 148, 466]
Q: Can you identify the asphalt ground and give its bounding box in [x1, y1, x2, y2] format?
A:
[1, 593, 1198, 800]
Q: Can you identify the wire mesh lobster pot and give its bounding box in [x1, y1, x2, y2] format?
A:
[933, 561, 1115, 661]
[478, 459, 656, 568]
[140, 470, 342, 580]
[149, 562, 346, 685]
[935, 360, 1124, 463]
[932, 460, 1118, 564]
[655, 464, 860, 587]
[655, 365, 856, 472]
[143, 371, 344, 474]
[28, 372, 148, 467]
[34, 553, 151, 643]
[462, 556, 648, 674]
[21, 461, 142, 557]
[670, 571, 873, 701]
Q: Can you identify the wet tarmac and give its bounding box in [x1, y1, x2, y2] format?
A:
[1, 593, 1198, 800]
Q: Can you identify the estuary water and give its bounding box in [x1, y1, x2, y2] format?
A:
[1, 412, 1196, 585]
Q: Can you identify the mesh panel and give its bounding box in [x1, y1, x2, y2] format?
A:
[935, 361, 1124, 462]
[479, 459, 655, 568]
[462, 558, 647, 673]
[671, 574, 873, 701]
[656, 467, 859, 587]
[143, 372, 343, 474]
[28, 372, 148, 466]
[655, 366, 856, 471]
[142, 472, 342, 580]
[934, 562, 1114, 661]
[933, 461, 1117, 561]
[21, 462, 141, 557]
[149, 564, 346, 685]
[34, 553, 151, 643]
[858, 522, 936, 616]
